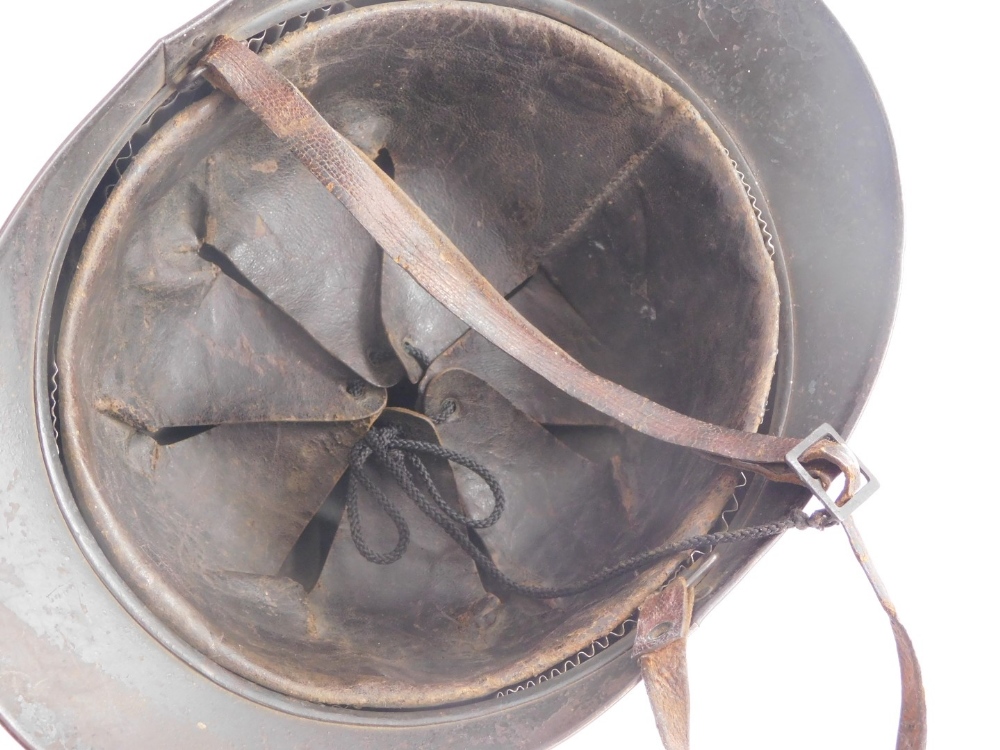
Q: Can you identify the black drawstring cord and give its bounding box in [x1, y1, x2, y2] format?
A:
[347, 425, 836, 599]
[346, 425, 506, 565]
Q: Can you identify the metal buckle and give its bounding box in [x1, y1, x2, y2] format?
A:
[785, 423, 879, 521]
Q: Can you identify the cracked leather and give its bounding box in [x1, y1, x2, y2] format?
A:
[70, 153, 385, 434]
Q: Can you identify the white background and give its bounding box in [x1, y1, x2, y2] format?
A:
[0, 1, 996, 747]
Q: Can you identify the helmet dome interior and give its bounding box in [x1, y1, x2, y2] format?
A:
[58, 1, 778, 708]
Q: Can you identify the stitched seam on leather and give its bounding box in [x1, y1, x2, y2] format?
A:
[539, 105, 688, 259]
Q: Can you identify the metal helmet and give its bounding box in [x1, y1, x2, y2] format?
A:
[0, 1, 904, 747]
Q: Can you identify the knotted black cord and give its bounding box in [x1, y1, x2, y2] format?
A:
[346, 424, 837, 599]
[402, 341, 433, 370]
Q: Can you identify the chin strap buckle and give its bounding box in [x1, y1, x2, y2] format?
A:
[785, 423, 879, 521]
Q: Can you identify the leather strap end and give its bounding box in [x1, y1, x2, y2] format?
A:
[636, 578, 695, 750]
[844, 519, 927, 750]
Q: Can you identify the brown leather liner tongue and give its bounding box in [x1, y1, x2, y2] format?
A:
[424, 273, 621, 427]
[118, 419, 373, 580]
[205, 135, 405, 387]
[424, 369, 631, 593]
[91, 175, 385, 434]
[309, 408, 496, 631]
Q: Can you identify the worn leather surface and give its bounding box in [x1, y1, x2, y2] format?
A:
[209, 1, 697, 384]
[204, 27, 865, 497]
[201, 31, 801, 472]
[311, 408, 496, 626]
[425, 369, 630, 592]
[425, 273, 621, 427]
[844, 519, 928, 750]
[205, 126, 404, 386]
[67, 134, 386, 434]
[59, 2, 778, 707]
[635, 527, 927, 750]
[635, 579, 695, 750]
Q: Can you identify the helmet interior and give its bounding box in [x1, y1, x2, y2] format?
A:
[58, 1, 778, 708]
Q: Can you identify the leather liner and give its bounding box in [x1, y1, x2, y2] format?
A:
[57, 1, 777, 707]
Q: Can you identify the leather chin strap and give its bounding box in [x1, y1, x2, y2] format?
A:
[199, 36, 926, 748]
[634, 519, 927, 750]
[198, 35, 860, 503]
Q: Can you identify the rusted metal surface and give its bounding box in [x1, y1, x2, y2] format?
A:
[0, 0, 903, 747]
